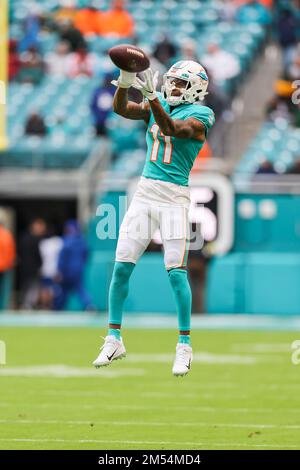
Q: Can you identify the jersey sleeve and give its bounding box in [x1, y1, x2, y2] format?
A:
[189, 106, 215, 135]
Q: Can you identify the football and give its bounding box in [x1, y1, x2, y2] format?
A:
[108, 44, 150, 73]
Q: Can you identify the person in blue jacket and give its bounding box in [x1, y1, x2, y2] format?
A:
[54, 220, 93, 311]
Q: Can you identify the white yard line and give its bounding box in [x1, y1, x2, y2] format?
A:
[1, 419, 300, 429]
[0, 402, 300, 413]
[231, 343, 292, 353]
[0, 438, 298, 449]
[0, 365, 145, 378]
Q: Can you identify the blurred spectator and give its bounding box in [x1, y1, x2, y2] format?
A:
[17, 47, 44, 85]
[8, 39, 21, 81]
[276, 7, 299, 68]
[100, 0, 134, 38]
[180, 38, 200, 62]
[236, 0, 273, 6]
[19, 219, 47, 309]
[265, 93, 294, 124]
[74, 2, 103, 36]
[90, 74, 115, 136]
[24, 111, 47, 137]
[255, 159, 277, 174]
[259, 0, 273, 7]
[191, 141, 213, 172]
[39, 228, 63, 310]
[58, 19, 87, 52]
[18, 4, 42, 53]
[153, 35, 177, 67]
[287, 158, 300, 174]
[188, 252, 208, 313]
[45, 41, 72, 77]
[236, 0, 272, 25]
[54, 220, 93, 311]
[67, 46, 97, 78]
[202, 43, 241, 82]
[0, 220, 16, 283]
[287, 43, 300, 81]
[53, 0, 77, 25]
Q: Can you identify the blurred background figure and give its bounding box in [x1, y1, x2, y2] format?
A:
[0, 218, 16, 309]
[45, 41, 72, 77]
[255, 158, 276, 174]
[180, 38, 200, 62]
[17, 46, 44, 84]
[100, 0, 134, 38]
[276, 6, 299, 68]
[90, 73, 115, 136]
[287, 43, 300, 81]
[153, 34, 177, 68]
[18, 3, 42, 53]
[39, 227, 63, 310]
[74, 1, 103, 37]
[18, 219, 46, 310]
[287, 157, 300, 175]
[202, 43, 241, 83]
[67, 45, 97, 78]
[8, 39, 21, 81]
[54, 220, 94, 311]
[58, 19, 87, 52]
[52, 0, 78, 25]
[24, 111, 47, 136]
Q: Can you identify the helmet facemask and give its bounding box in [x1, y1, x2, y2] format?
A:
[161, 61, 209, 106]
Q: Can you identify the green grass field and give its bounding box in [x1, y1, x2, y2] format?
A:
[0, 326, 300, 450]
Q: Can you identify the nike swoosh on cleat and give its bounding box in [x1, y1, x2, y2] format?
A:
[107, 349, 118, 361]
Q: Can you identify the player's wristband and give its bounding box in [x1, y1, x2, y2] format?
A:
[145, 91, 157, 101]
[113, 70, 136, 89]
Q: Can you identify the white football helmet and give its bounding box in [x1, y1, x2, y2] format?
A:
[161, 60, 209, 106]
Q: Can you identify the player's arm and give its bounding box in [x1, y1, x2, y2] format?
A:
[149, 98, 206, 140]
[112, 70, 150, 123]
[134, 68, 206, 140]
[113, 87, 150, 123]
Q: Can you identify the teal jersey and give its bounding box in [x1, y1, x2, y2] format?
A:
[143, 92, 215, 186]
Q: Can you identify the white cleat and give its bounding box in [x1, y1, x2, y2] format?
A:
[172, 343, 193, 377]
[93, 335, 126, 368]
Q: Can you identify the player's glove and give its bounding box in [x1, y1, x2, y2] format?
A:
[111, 69, 137, 89]
[132, 68, 159, 101]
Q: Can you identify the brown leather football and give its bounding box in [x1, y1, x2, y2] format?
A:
[108, 44, 150, 73]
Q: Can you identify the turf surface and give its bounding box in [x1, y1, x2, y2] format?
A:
[0, 327, 300, 450]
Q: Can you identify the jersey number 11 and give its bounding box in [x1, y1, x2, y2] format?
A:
[149, 124, 173, 164]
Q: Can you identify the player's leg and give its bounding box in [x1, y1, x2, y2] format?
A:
[160, 205, 193, 376]
[93, 199, 159, 367]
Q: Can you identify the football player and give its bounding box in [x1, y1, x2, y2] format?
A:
[93, 60, 215, 376]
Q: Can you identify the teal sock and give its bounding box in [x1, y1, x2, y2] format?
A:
[108, 261, 135, 326]
[108, 328, 121, 340]
[168, 267, 192, 332]
[179, 334, 191, 345]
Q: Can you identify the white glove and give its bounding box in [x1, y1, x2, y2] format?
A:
[111, 69, 137, 89]
[132, 68, 159, 101]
